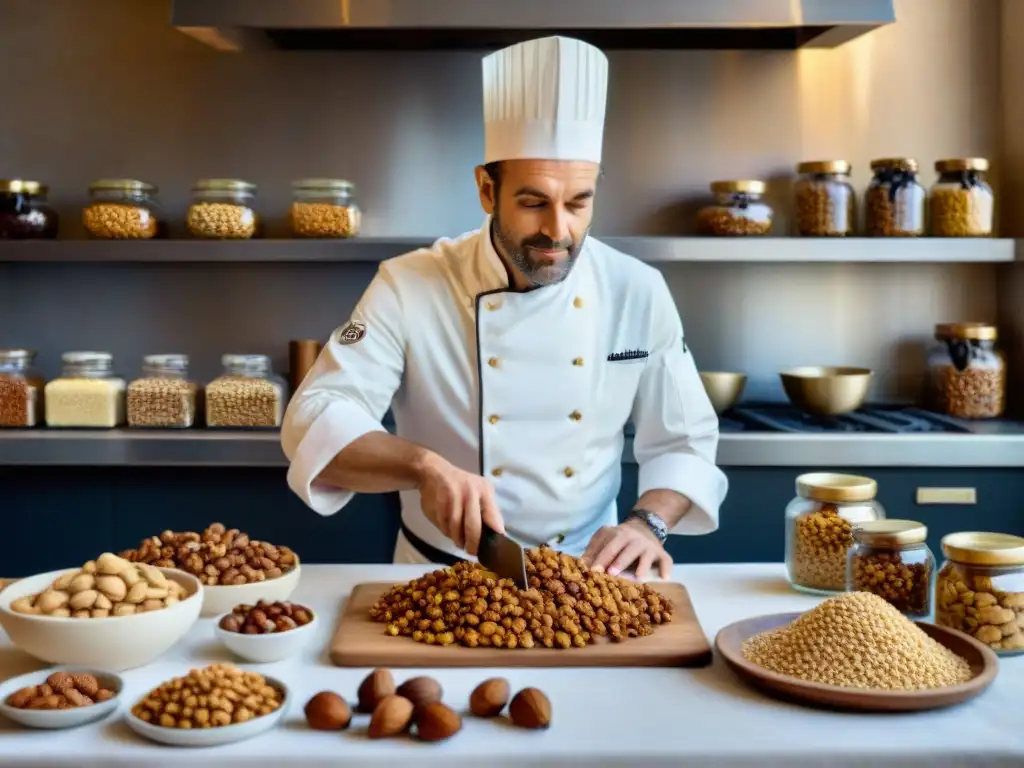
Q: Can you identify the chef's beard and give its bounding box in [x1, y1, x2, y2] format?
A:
[491, 211, 586, 288]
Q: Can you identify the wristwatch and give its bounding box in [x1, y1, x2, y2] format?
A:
[628, 509, 668, 544]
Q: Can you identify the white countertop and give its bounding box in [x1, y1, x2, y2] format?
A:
[1, 563, 1022, 767]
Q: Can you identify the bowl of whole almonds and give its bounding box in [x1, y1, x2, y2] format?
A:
[0, 553, 202, 671]
[119, 523, 301, 618]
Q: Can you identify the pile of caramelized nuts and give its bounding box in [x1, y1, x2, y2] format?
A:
[219, 600, 314, 634]
[120, 523, 297, 586]
[370, 545, 673, 649]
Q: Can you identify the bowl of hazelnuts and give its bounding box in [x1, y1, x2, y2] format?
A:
[215, 600, 318, 663]
[119, 524, 301, 618]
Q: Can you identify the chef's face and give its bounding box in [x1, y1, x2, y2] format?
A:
[476, 159, 599, 288]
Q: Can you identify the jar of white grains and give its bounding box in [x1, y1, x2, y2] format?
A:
[44, 351, 126, 428]
[290, 178, 361, 238]
[785, 472, 885, 595]
[0, 349, 45, 427]
[127, 354, 200, 428]
[206, 354, 285, 428]
[187, 179, 259, 239]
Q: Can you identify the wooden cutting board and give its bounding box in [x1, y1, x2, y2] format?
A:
[330, 581, 712, 668]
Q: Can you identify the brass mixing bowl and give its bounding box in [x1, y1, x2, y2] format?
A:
[779, 366, 873, 416]
[699, 372, 747, 414]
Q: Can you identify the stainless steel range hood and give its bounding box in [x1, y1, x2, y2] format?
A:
[171, 0, 896, 52]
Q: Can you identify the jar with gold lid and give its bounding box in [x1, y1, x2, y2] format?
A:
[696, 180, 772, 236]
[794, 161, 856, 236]
[187, 179, 259, 239]
[0, 179, 58, 239]
[865, 158, 926, 236]
[785, 472, 886, 595]
[935, 532, 1024, 655]
[928, 322, 1004, 419]
[83, 179, 162, 239]
[290, 178, 361, 238]
[847, 520, 934, 618]
[929, 158, 994, 237]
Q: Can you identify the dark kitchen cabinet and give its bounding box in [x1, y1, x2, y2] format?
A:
[1, 465, 1022, 577]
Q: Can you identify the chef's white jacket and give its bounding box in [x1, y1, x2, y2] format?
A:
[281, 217, 728, 562]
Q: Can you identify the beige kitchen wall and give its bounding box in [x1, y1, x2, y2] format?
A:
[0, 0, 1006, 403]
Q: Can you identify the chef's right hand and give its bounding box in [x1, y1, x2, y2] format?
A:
[414, 453, 504, 556]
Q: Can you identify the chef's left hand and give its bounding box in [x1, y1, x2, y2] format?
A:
[581, 519, 673, 580]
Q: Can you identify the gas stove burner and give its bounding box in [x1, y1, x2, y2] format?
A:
[726, 405, 972, 434]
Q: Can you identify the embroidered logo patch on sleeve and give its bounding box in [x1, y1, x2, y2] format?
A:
[334, 321, 366, 345]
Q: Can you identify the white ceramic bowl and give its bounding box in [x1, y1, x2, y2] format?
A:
[0, 568, 203, 672]
[0, 668, 124, 730]
[125, 675, 290, 747]
[199, 561, 301, 618]
[214, 608, 318, 663]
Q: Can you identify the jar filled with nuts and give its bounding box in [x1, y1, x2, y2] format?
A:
[0, 349, 44, 427]
[127, 354, 200, 428]
[83, 179, 162, 239]
[0, 179, 58, 239]
[44, 351, 126, 428]
[206, 354, 286, 428]
[929, 158, 994, 237]
[793, 161, 856, 236]
[865, 157, 926, 236]
[290, 178, 361, 238]
[785, 472, 885, 595]
[187, 179, 259, 239]
[847, 519, 934, 618]
[928, 322, 1004, 419]
[696, 180, 772, 236]
[935, 531, 1024, 655]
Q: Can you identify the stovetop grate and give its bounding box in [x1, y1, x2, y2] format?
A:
[722, 405, 972, 434]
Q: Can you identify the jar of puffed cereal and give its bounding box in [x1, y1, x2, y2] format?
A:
[290, 178, 361, 238]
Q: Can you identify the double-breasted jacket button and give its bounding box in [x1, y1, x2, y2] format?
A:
[488, 414, 500, 425]
[569, 410, 582, 421]
[491, 467, 504, 477]
[563, 467, 575, 478]
[488, 356, 500, 368]
[572, 357, 584, 367]
[573, 296, 584, 309]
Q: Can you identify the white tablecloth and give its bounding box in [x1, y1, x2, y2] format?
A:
[1, 563, 1022, 767]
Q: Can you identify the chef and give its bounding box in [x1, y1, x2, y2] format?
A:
[282, 36, 728, 580]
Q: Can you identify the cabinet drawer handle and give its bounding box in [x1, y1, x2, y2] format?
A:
[915, 487, 977, 505]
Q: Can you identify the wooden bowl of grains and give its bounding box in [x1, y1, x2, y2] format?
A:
[714, 592, 998, 712]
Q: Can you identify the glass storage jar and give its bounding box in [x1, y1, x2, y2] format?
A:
[0, 179, 58, 239]
[0, 349, 45, 427]
[44, 351, 126, 428]
[83, 179, 162, 239]
[928, 322, 1004, 419]
[206, 354, 286, 428]
[696, 180, 772, 236]
[794, 160, 856, 236]
[785, 472, 885, 595]
[290, 178, 361, 238]
[935, 532, 1024, 656]
[929, 158, 994, 237]
[847, 519, 934, 618]
[127, 354, 200, 428]
[187, 179, 259, 239]
[865, 158, 926, 237]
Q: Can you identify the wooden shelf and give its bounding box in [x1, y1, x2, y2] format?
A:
[0, 238, 1016, 264]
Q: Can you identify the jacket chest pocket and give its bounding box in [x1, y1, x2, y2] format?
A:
[595, 359, 645, 432]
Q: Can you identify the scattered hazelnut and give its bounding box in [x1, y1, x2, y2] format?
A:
[415, 701, 462, 742]
[368, 695, 414, 738]
[509, 688, 551, 729]
[469, 677, 510, 717]
[303, 691, 351, 731]
[396, 676, 442, 710]
[357, 668, 395, 713]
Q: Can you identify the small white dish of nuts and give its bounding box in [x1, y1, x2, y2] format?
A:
[125, 664, 289, 747]
[0, 669, 124, 730]
[214, 601, 318, 663]
[0, 557, 203, 672]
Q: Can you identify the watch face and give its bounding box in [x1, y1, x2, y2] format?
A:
[635, 510, 667, 540]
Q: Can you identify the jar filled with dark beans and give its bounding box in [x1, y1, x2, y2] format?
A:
[0, 180, 58, 239]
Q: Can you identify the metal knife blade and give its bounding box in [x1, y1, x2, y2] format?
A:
[477, 524, 528, 590]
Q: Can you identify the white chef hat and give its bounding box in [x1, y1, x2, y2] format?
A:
[482, 36, 609, 165]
